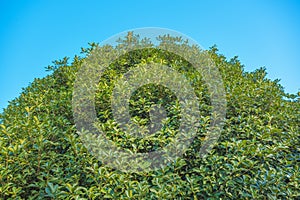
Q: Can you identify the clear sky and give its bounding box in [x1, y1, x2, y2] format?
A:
[0, 0, 299, 111]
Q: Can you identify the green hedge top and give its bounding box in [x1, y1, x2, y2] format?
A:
[0, 34, 299, 199]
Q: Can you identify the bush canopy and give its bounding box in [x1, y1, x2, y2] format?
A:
[0, 33, 299, 199]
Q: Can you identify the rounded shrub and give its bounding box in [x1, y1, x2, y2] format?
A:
[0, 34, 299, 199]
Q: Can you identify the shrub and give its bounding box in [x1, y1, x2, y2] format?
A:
[0, 34, 299, 199]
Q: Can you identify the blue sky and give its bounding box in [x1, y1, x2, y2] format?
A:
[0, 0, 299, 111]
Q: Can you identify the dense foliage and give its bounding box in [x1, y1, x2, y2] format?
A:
[0, 34, 299, 199]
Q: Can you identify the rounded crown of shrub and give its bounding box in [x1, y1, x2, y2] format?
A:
[0, 33, 299, 199]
